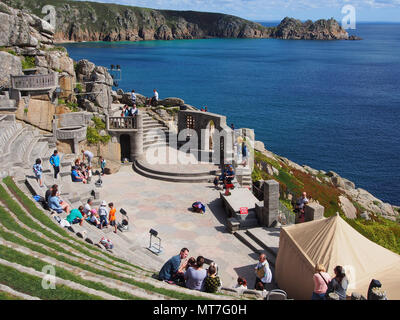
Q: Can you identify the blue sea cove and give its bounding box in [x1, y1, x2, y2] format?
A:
[63, 23, 400, 205]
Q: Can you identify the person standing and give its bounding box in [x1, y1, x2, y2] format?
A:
[81, 149, 94, 167]
[99, 156, 106, 176]
[49, 150, 60, 179]
[312, 264, 331, 300]
[254, 253, 272, 290]
[98, 200, 109, 229]
[33, 158, 43, 187]
[326, 266, 348, 300]
[108, 202, 117, 233]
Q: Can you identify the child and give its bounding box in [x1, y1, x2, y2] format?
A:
[204, 265, 221, 293]
[98, 200, 108, 229]
[100, 156, 106, 176]
[108, 202, 117, 233]
[33, 158, 43, 187]
[88, 209, 101, 228]
[235, 277, 248, 289]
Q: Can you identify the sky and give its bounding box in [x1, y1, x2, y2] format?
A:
[76, 0, 400, 22]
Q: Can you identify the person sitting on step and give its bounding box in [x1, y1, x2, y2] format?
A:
[71, 166, 85, 183]
[66, 206, 86, 226]
[204, 265, 222, 293]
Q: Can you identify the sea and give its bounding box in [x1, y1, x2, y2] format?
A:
[63, 22, 400, 206]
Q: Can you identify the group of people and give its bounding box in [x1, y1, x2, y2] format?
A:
[80, 198, 118, 233]
[71, 150, 95, 183]
[213, 164, 235, 191]
[121, 104, 138, 117]
[158, 248, 221, 293]
[312, 264, 349, 300]
[200, 106, 208, 112]
[158, 249, 273, 295]
[51, 197, 119, 233]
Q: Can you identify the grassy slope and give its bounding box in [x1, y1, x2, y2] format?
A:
[0, 178, 212, 300]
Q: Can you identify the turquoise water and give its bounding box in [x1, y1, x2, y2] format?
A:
[64, 23, 400, 205]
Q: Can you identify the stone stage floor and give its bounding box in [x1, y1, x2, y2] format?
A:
[101, 165, 266, 289]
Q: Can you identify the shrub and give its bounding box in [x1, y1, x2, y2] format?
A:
[21, 56, 36, 69]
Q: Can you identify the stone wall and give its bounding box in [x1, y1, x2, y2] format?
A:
[15, 98, 70, 131]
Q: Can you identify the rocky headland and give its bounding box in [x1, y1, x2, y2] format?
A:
[0, 1, 397, 254]
[2, 0, 360, 42]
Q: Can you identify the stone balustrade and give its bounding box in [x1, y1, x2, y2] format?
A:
[10, 72, 58, 91]
[108, 116, 138, 130]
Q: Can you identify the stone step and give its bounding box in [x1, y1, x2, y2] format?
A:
[143, 142, 169, 150]
[245, 227, 280, 258]
[133, 161, 215, 183]
[135, 159, 217, 178]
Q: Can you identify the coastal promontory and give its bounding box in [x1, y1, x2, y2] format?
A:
[2, 0, 357, 41]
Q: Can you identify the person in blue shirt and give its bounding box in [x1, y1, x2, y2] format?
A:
[48, 189, 64, 213]
[158, 248, 189, 282]
[49, 150, 60, 179]
[71, 166, 83, 182]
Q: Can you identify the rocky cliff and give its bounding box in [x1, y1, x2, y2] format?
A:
[2, 0, 356, 42]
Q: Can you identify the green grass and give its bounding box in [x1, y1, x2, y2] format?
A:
[0, 263, 103, 300]
[0, 292, 23, 300]
[0, 222, 207, 300]
[344, 215, 400, 255]
[0, 180, 209, 299]
[3, 177, 147, 272]
[0, 244, 144, 300]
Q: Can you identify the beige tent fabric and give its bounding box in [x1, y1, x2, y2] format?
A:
[275, 214, 400, 300]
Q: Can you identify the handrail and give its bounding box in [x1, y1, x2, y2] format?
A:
[108, 116, 137, 130]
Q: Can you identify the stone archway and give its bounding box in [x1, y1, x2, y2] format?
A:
[120, 134, 131, 162]
[206, 120, 215, 151]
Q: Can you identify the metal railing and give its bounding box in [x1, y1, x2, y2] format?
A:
[10, 73, 58, 91]
[108, 116, 137, 130]
[278, 201, 296, 226]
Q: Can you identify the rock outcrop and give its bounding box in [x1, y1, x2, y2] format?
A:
[254, 140, 399, 219]
[0, 51, 22, 87]
[271, 17, 350, 40]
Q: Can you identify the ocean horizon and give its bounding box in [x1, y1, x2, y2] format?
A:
[63, 22, 400, 206]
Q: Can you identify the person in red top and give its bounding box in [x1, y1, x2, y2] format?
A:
[312, 264, 332, 300]
[108, 202, 117, 233]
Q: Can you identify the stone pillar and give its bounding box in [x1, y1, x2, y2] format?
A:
[304, 203, 325, 222]
[131, 114, 143, 160]
[263, 179, 279, 227]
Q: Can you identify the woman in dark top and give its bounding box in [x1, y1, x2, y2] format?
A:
[328, 266, 348, 300]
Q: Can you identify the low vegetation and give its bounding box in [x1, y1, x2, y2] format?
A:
[21, 56, 36, 69]
[252, 150, 400, 255]
[86, 116, 111, 144]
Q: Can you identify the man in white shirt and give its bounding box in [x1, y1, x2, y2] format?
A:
[81, 149, 94, 166]
[147, 89, 159, 106]
[83, 198, 92, 216]
[254, 253, 272, 290]
[295, 191, 309, 212]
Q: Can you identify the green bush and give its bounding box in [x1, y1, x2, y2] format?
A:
[21, 56, 36, 69]
[66, 102, 79, 112]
